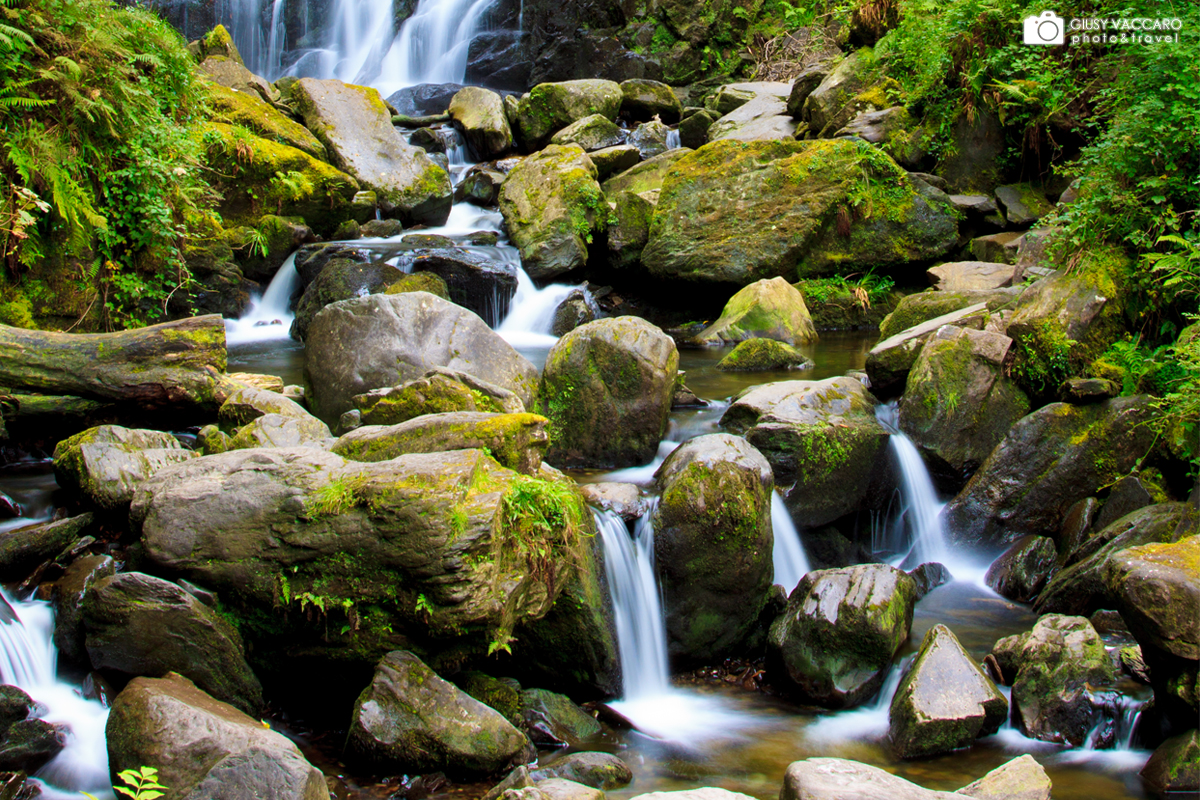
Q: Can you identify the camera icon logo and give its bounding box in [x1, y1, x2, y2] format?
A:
[1023, 10, 1065, 44]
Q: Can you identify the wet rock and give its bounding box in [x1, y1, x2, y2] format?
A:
[587, 145, 640, 181]
[943, 397, 1161, 547]
[722, 377, 889, 527]
[333, 412, 550, 474]
[354, 368, 524, 426]
[678, 109, 716, 149]
[83, 572, 263, 714]
[889, 624, 1007, 758]
[0, 686, 33, 730]
[780, 757, 961, 800]
[606, 190, 653, 269]
[864, 302, 990, 397]
[1059, 377, 1119, 404]
[294, 78, 452, 225]
[0, 514, 92, 583]
[1001, 615, 1117, 745]
[550, 114, 622, 152]
[0, 717, 65, 773]
[994, 184, 1052, 227]
[304, 292, 538, 422]
[361, 218, 405, 237]
[927, 261, 1018, 292]
[552, 290, 599, 336]
[620, 79, 682, 123]
[227, 412, 332, 450]
[955, 754, 1051, 800]
[515, 80, 623, 150]
[388, 82, 464, 116]
[291, 257, 404, 340]
[535, 780, 603, 800]
[53, 426, 195, 511]
[600, 148, 691, 198]
[693, 278, 817, 346]
[1093, 475, 1154, 533]
[1140, 730, 1199, 794]
[769, 564, 917, 708]
[51, 554, 116, 664]
[498, 144, 604, 280]
[294, 242, 374, 293]
[717, 339, 813, 372]
[579, 483, 647, 522]
[1055, 496, 1099, 563]
[107, 673, 328, 800]
[627, 119, 672, 159]
[218, 385, 313, 428]
[484, 765, 535, 800]
[984, 536, 1057, 602]
[519, 688, 600, 748]
[1036, 502, 1197, 616]
[907, 562, 951, 600]
[449, 87, 513, 160]
[400, 248, 518, 325]
[539, 317, 678, 469]
[877, 289, 1017, 341]
[348, 650, 530, 776]
[458, 168, 507, 206]
[898, 325, 1028, 481]
[654, 434, 774, 662]
[532, 752, 631, 789]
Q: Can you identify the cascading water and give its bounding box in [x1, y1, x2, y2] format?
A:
[771, 492, 809, 595]
[804, 658, 908, 742]
[378, 0, 501, 92]
[0, 592, 112, 799]
[495, 274, 581, 349]
[665, 129, 681, 150]
[875, 402, 949, 568]
[223, 252, 300, 346]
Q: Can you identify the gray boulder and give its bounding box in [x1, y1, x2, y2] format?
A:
[708, 95, 796, 142]
[515, 80, 623, 150]
[353, 368, 524, 426]
[53, 426, 195, 511]
[532, 752, 631, 789]
[627, 119, 672, 159]
[227, 413, 332, 450]
[927, 261, 1018, 292]
[51, 554, 116, 663]
[801, 52, 872, 134]
[693, 277, 817, 346]
[290, 257, 404, 340]
[550, 114, 622, 151]
[620, 79, 682, 123]
[1141, 730, 1199, 794]
[864, 303, 990, 397]
[780, 758, 962, 800]
[955, 755, 1051, 800]
[449, 87, 513, 160]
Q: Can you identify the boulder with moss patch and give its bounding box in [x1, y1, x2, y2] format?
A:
[53, 426, 196, 512]
[550, 114, 622, 152]
[449, 87, 513, 160]
[1141, 731, 1199, 794]
[801, 51, 873, 135]
[694, 278, 818, 346]
[354, 368, 524, 426]
[291, 258, 403, 340]
[386, 272, 450, 298]
[515, 80, 623, 150]
[601, 148, 692, 198]
[620, 79, 682, 123]
[206, 82, 326, 160]
[717, 339, 813, 371]
[653, 434, 774, 663]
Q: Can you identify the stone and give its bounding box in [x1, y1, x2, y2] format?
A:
[717, 339, 813, 372]
[397, 248, 518, 326]
[484, 766, 535, 800]
[1093, 475, 1154, 532]
[206, 83, 326, 160]
[949, 193, 1002, 222]
[938, 108, 1004, 193]
[333, 412, 550, 475]
[519, 688, 600, 747]
[290, 257, 404, 340]
[984, 536, 1057, 602]
[532, 752, 631, 790]
[708, 95, 797, 142]
[722, 377, 890, 527]
[498, 145, 604, 280]
[218, 386, 313, 428]
[550, 114, 623, 152]
[694, 278, 818, 345]
[654, 434, 774, 662]
[578, 483, 647, 522]
[1054, 497, 1099, 562]
[969, 232, 1024, 265]
[620, 79, 682, 123]
[955, 755, 1051, 800]
[53, 426, 195, 511]
[786, 67, 829, 118]
[626, 119, 672, 159]
[943, 397, 1161, 546]
[994, 184, 1053, 226]
[781, 757, 962, 800]
[539, 317, 678, 469]
[769, 564, 916, 708]
[106, 673, 329, 800]
[0, 718, 65, 774]
[198, 56, 271, 102]
[293, 78, 452, 225]
[551, 289, 600, 336]
[927, 261, 1018, 292]
[387, 83, 463, 116]
[877, 290, 1017, 341]
[227, 412, 332, 450]
[908, 562, 952, 600]
[1104, 536, 1199, 660]
[865, 302, 993, 396]
[458, 168, 506, 206]
[83, 572, 263, 714]
[535, 780, 604, 800]
[1140, 730, 1199, 794]
[51, 554, 117, 663]
[834, 107, 921, 169]
[678, 109, 716, 148]
[600, 147, 692, 198]
[587, 145, 640, 180]
[1059, 377, 1119, 404]
[354, 368, 524, 426]
[515, 80, 624, 150]
[801, 53, 872, 134]
[304, 292, 538, 422]
[348, 650, 529, 776]
[888, 624, 1007, 758]
[449, 87, 513, 160]
[0, 514, 92, 582]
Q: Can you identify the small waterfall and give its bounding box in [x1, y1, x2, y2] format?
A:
[595, 506, 670, 700]
[665, 129, 681, 149]
[804, 657, 908, 742]
[495, 270, 582, 349]
[0, 591, 112, 797]
[224, 253, 300, 346]
[378, 0, 501, 92]
[771, 492, 809, 595]
[876, 403, 948, 567]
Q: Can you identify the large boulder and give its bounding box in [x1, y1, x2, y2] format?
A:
[206, 83, 327, 161]
[290, 258, 404, 340]
[538, 317, 678, 469]
[768, 564, 916, 708]
[332, 412, 550, 475]
[721, 378, 890, 527]
[801, 51, 872, 135]
[619, 79, 682, 123]
[707, 95, 796, 142]
[600, 148, 692, 198]
[955, 755, 1052, 800]
[927, 261, 1018, 292]
[1141, 730, 1200, 794]
[653, 435, 774, 662]
[83, 572, 263, 714]
[864, 303, 991, 398]
[348, 650, 530, 776]
[942, 397, 1161, 546]
[983, 535, 1057, 602]
[0, 514, 91, 582]
[780, 758, 962, 800]
[354, 368, 524, 427]
[53, 425, 196, 511]
[888, 624, 1007, 758]
[898, 325, 1029, 481]
[106, 673, 329, 800]
[304, 292, 538, 422]
[449, 87, 513, 160]
[550, 114, 622, 152]
[515, 80, 623, 150]
[995, 614, 1117, 745]
[692, 278, 817, 345]
[640, 139, 956, 286]
[498, 145, 605, 280]
[292, 78, 452, 225]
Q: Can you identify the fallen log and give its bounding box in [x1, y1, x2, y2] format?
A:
[0, 315, 227, 411]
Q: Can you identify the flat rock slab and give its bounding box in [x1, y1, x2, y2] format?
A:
[781, 758, 965, 800]
[928, 261, 1018, 292]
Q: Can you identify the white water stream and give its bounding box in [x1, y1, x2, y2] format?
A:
[770, 492, 809, 595]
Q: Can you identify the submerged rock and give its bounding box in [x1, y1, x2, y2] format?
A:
[888, 624, 1007, 758]
[654, 434, 774, 663]
[348, 650, 530, 776]
[107, 673, 329, 800]
[769, 564, 916, 708]
[716, 339, 813, 372]
[694, 278, 817, 346]
[53, 426, 195, 511]
[532, 752, 632, 789]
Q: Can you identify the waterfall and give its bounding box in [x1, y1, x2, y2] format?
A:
[875, 403, 948, 567]
[495, 270, 582, 349]
[665, 129, 681, 149]
[323, 0, 396, 86]
[224, 253, 300, 347]
[804, 657, 908, 742]
[771, 492, 809, 595]
[0, 591, 112, 797]
[378, 0, 501, 92]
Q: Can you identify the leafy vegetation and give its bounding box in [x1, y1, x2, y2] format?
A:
[796, 271, 895, 308]
[82, 766, 167, 800]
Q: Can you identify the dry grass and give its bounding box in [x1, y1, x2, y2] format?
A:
[746, 26, 843, 82]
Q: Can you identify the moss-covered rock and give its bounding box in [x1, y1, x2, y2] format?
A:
[620, 79, 682, 123]
[768, 564, 916, 708]
[994, 184, 1053, 227]
[641, 139, 955, 286]
[956, 755, 1052, 800]
[694, 277, 818, 345]
[532, 752, 632, 790]
[888, 624, 1007, 758]
[385, 271, 450, 298]
[549, 114, 622, 152]
[348, 650, 530, 777]
[708, 95, 796, 142]
[226, 412, 333, 450]
[498, 145, 605, 280]
[291, 257, 403, 340]
[519, 687, 601, 747]
[654, 434, 774, 663]
[600, 147, 692, 198]
[877, 289, 1018, 340]
[452, 671, 522, 726]
[538, 316, 678, 469]
[606, 190, 653, 269]
[586, 145, 640, 181]
[983, 535, 1057, 603]
[1141, 730, 1199, 794]
[292, 78, 453, 226]
[205, 82, 326, 160]
[449, 86, 513, 160]
[354, 368, 524, 426]
[232, 214, 313, 283]
[0, 514, 92, 583]
[865, 303, 991, 397]
[515, 80, 623, 150]
[53, 425, 196, 511]
[716, 339, 813, 371]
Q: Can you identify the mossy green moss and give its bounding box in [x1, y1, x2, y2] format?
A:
[717, 338, 812, 371]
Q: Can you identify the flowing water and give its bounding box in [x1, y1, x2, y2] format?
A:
[770, 493, 809, 595]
